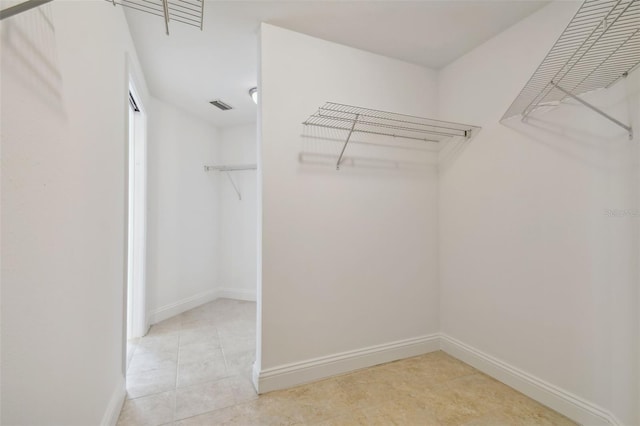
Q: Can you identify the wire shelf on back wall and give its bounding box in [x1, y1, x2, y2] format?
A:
[303, 102, 481, 170]
[106, 0, 204, 35]
[502, 0, 639, 138]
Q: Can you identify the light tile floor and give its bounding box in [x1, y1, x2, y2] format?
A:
[118, 299, 257, 425]
[118, 299, 576, 426]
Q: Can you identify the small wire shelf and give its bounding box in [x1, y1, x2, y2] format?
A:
[502, 0, 639, 136]
[106, 0, 204, 35]
[303, 102, 480, 170]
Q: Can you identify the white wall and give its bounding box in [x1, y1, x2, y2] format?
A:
[146, 97, 221, 322]
[217, 124, 258, 301]
[258, 24, 440, 386]
[0, 1, 148, 424]
[437, 2, 639, 425]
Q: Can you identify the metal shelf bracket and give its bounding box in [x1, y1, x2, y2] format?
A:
[551, 81, 633, 140]
[204, 164, 256, 200]
[0, 0, 54, 20]
[223, 171, 242, 200]
[337, 113, 359, 170]
[502, 0, 640, 138]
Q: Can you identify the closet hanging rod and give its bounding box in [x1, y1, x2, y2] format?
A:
[204, 164, 256, 200]
[204, 164, 257, 172]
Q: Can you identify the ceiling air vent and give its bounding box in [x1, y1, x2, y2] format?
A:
[210, 100, 233, 111]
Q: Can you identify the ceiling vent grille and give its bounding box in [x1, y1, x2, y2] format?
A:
[209, 100, 233, 111]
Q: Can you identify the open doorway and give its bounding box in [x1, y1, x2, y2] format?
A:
[126, 83, 148, 369]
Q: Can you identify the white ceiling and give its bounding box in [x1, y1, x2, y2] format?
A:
[124, 1, 549, 128]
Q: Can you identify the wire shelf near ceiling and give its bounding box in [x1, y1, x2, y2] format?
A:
[304, 102, 480, 142]
[303, 102, 481, 169]
[107, 0, 204, 34]
[502, 0, 640, 122]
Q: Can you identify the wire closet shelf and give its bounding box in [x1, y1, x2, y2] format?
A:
[502, 0, 639, 137]
[303, 102, 481, 170]
[105, 0, 204, 34]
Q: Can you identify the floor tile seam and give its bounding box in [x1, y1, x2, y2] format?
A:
[175, 368, 235, 390]
[171, 388, 256, 424]
[126, 365, 179, 378]
[173, 393, 239, 422]
[174, 330, 182, 407]
[125, 386, 178, 402]
[175, 372, 249, 393]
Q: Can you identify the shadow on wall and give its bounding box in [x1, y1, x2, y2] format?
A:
[437, 133, 475, 174]
[502, 105, 635, 174]
[1, 4, 64, 117]
[298, 124, 440, 173]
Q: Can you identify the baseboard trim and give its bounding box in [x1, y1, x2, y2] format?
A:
[440, 334, 620, 426]
[217, 287, 256, 302]
[148, 289, 218, 324]
[100, 375, 125, 426]
[256, 334, 440, 394]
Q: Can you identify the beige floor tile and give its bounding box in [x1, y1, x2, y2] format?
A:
[224, 349, 255, 378]
[179, 326, 220, 348]
[117, 391, 175, 426]
[136, 333, 180, 356]
[176, 350, 229, 388]
[122, 299, 576, 426]
[360, 399, 441, 425]
[178, 340, 223, 365]
[174, 378, 237, 420]
[128, 350, 179, 375]
[126, 367, 177, 399]
[265, 383, 351, 424]
[174, 401, 289, 426]
[173, 375, 258, 421]
[497, 396, 577, 426]
[147, 316, 183, 336]
[224, 374, 259, 404]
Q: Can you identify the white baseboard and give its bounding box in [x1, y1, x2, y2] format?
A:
[252, 361, 260, 392]
[217, 287, 256, 302]
[256, 334, 440, 394]
[147, 288, 257, 325]
[440, 334, 620, 426]
[100, 375, 125, 426]
[148, 289, 218, 324]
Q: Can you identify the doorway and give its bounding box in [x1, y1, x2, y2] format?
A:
[126, 84, 148, 368]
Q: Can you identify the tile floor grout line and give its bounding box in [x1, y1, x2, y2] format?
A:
[171, 331, 182, 423]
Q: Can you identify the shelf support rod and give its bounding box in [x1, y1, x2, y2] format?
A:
[199, 0, 204, 30]
[224, 171, 242, 200]
[161, 0, 170, 35]
[551, 81, 632, 139]
[0, 0, 54, 20]
[337, 113, 359, 170]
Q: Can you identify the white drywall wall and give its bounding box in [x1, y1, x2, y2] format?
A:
[258, 24, 439, 374]
[146, 97, 220, 320]
[437, 2, 639, 424]
[217, 124, 258, 301]
[1, 1, 148, 424]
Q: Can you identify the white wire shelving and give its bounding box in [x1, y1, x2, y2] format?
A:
[502, 0, 639, 139]
[105, 0, 204, 35]
[303, 102, 481, 170]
